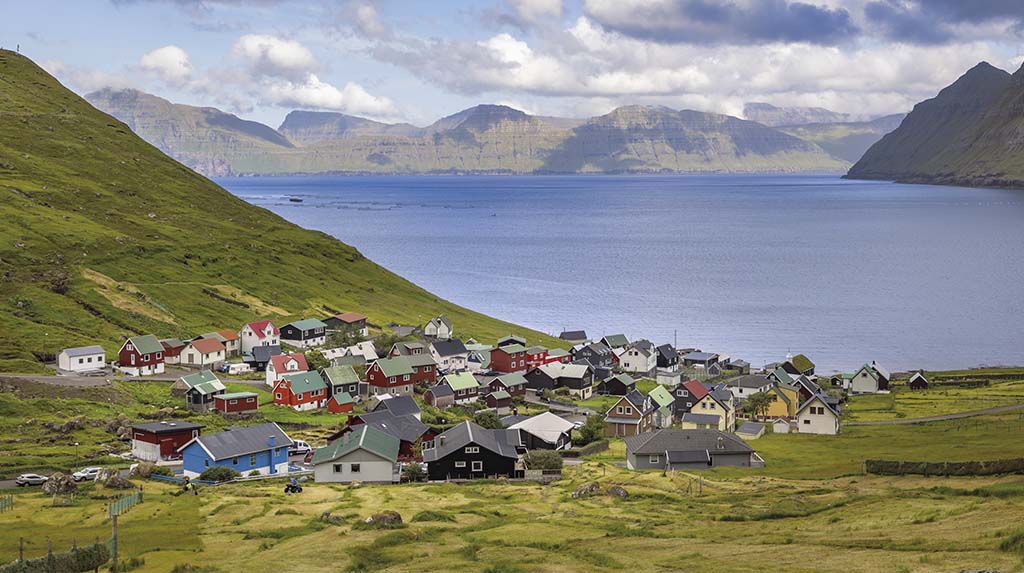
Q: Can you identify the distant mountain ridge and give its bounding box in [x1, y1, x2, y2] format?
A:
[87, 90, 850, 176]
[847, 62, 1024, 187]
[743, 102, 852, 127]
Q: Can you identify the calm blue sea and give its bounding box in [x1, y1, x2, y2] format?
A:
[217, 174, 1024, 373]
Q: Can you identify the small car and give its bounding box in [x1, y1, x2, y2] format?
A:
[72, 467, 102, 482]
[288, 440, 312, 456]
[15, 473, 49, 486]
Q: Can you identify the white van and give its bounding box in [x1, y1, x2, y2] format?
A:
[223, 363, 253, 375]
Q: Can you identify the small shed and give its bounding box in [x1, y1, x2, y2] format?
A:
[485, 390, 512, 415]
[213, 392, 260, 415]
[57, 346, 106, 373]
[908, 372, 929, 391]
[771, 418, 791, 434]
[327, 392, 355, 414]
[424, 384, 455, 410]
[736, 421, 765, 440]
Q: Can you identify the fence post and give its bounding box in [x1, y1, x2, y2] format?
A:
[111, 513, 118, 573]
[19, 537, 23, 562]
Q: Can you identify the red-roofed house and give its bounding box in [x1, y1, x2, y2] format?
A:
[216, 329, 241, 357]
[266, 353, 308, 387]
[673, 379, 709, 418]
[324, 312, 369, 337]
[241, 320, 280, 354]
[181, 338, 227, 369]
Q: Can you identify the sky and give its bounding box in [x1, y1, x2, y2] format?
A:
[3, 0, 1024, 128]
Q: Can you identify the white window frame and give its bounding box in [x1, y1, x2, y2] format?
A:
[471, 461, 483, 472]
[649, 455, 660, 464]
[454, 461, 467, 468]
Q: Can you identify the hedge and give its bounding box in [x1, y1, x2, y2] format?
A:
[0, 542, 110, 573]
[865, 458, 1024, 476]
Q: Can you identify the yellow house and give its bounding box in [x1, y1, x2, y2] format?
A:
[764, 382, 800, 418]
[692, 390, 735, 431]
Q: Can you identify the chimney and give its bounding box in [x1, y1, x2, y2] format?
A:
[268, 435, 276, 447]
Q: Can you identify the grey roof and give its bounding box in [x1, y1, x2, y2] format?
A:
[736, 421, 765, 435]
[666, 450, 710, 464]
[622, 389, 649, 410]
[680, 413, 721, 425]
[422, 421, 520, 462]
[727, 374, 773, 389]
[656, 344, 676, 361]
[355, 410, 428, 443]
[797, 393, 840, 417]
[427, 384, 454, 398]
[61, 345, 105, 357]
[624, 429, 754, 456]
[250, 345, 281, 362]
[508, 412, 575, 445]
[131, 420, 203, 434]
[373, 395, 421, 417]
[432, 339, 468, 357]
[500, 414, 531, 428]
[684, 351, 718, 361]
[187, 423, 292, 460]
[559, 330, 587, 340]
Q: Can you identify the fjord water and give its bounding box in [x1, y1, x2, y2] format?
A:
[219, 174, 1024, 373]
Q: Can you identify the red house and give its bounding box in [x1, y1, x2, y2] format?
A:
[366, 355, 437, 397]
[490, 344, 528, 373]
[272, 371, 328, 411]
[129, 421, 202, 462]
[525, 346, 549, 369]
[118, 334, 165, 376]
[213, 392, 259, 415]
[327, 392, 355, 414]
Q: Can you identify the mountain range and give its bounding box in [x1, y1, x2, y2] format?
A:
[0, 50, 558, 373]
[86, 89, 856, 176]
[847, 61, 1024, 188]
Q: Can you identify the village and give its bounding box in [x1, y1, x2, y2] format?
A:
[39, 311, 913, 486]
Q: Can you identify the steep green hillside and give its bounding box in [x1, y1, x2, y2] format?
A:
[778, 114, 905, 163]
[0, 50, 560, 373]
[847, 62, 1018, 185]
[93, 90, 849, 175]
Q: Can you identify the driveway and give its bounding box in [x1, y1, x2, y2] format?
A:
[846, 403, 1024, 426]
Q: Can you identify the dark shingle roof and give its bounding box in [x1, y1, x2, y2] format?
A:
[559, 330, 587, 340]
[422, 421, 520, 462]
[666, 450, 710, 464]
[355, 410, 428, 443]
[188, 423, 292, 460]
[656, 344, 676, 361]
[373, 395, 421, 417]
[727, 374, 772, 389]
[427, 384, 454, 398]
[251, 345, 281, 362]
[131, 420, 203, 434]
[624, 429, 753, 456]
[432, 339, 468, 357]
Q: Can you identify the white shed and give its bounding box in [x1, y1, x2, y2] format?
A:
[57, 346, 106, 373]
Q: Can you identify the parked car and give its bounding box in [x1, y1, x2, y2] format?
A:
[288, 440, 311, 456]
[15, 473, 49, 486]
[72, 467, 101, 482]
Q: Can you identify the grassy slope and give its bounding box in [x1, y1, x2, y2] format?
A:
[0, 50, 561, 373]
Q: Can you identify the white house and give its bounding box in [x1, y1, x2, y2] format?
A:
[57, 345, 105, 373]
[240, 320, 280, 354]
[311, 425, 399, 484]
[850, 362, 891, 394]
[266, 353, 308, 386]
[430, 339, 469, 372]
[180, 338, 226, 370]
[423, 314, 453, 340]
[724, 374, 774, 401]
[619, 345, 657, 375]
[796, 394, 840, 435]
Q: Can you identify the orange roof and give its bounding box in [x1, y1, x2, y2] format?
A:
[334, 312, 367, 323]
[217, 329, 240, 341]
[271, 353, 308, 373]
[190, 337, 226, 355]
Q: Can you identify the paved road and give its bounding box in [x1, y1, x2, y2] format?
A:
[846, 403, 1024, 426]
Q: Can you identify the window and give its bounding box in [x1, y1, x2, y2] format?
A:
[247, 397, 256, 403]
[78, 358, 84, 364]
[625, 407, 633, 415]
[192, 430, 199, 438]
[275, 393, 282, 400]
[297, 393, 304, 400]
[471, 461, 483, 472]
[649, 455, 660, 464]
[204, 459, 209, 467]
[686, 402, 693, 407]
[465, 446, 480, 453]
[333, 464, 343, 473]
[249, 454, 257, 466]
[803, 419, 811, 424]
[616, 406, 624, 415]
[351, 464, 361, 473]
[404, 374, 410, 381]
[389, 376, 396, 383]
[143, 354, 150, 361]
[276, 448, 283, 456]
[454, 461, 467, 468]
[232, 457, 238, 465]
[230, 400, 238, 405]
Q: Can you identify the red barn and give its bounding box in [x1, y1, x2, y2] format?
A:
[130, 421, 202, 462]
[490, 344, 528, 373]
[272, 371, 328, 411]
[213, 392, 259, 415]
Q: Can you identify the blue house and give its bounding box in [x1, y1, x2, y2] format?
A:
[179, 422, 293, 478]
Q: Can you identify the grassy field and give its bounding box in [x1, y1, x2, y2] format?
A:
[0, 50, 563, 374]
[845, 378, 1024, 422]
[3, 459, 1024, 572]
[576, 378, 659, 413]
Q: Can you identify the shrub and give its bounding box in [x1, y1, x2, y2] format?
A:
[248, 470, 261, 477]
[573, 415, 605, 446]
[198, 466, 241, 482]
[411, 510, 455, 523]
[473, 410, 501, 429]
[402, 463, 425, 482]
[0, 542, 109, 573]
[524, 450, 563, 470]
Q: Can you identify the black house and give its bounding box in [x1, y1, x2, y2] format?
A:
[656, 344, 678, 369]
[571, 342, 613, 368]
[422, 421, 522, 480]
[524, 367, 558, 392]
[600, 373, 636, 396]
[244, 345, 281, 371]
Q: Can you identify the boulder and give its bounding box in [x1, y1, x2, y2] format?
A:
[130, 462, 157, 478]
[42, 473, 78, 495]
[95, 468, 118, 483]
[572, 482, 602, 499]
[607, 486, 629, 499]
[364, 510, 403, 527]
[320, 511, 344, 524]
[104, 476, 134, 489]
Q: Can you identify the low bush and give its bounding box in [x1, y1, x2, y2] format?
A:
[198, 466, 241, 482]
[411, 510, 455, 523]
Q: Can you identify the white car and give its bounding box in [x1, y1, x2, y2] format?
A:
[288, 440, 312, 456]
[72, 467, 102, 482]
[15, 473, 49, 486]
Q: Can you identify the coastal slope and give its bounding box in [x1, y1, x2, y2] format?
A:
[778, 114, 905, 163]
[0, 50, 558, 372]
[89, 90, 849, 176]
[846, 62, 1021, 186]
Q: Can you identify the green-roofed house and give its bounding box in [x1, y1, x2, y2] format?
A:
[648, 385, 675, 428]
[600, 334, 630, 350]
[273, 370, 328, 411]
[172, 370, 226, 412]
[784, 354, 816, 376]
[440, 372, 481, 404]
[327, 391, 355, 414]
[323, 364, 361, 400]
[281, 318, 328, 348]
[312, 424, 400, 484]
[117, 334, 166, 376]
[485, 390, 512, 414]
[213, 391, 260, 415]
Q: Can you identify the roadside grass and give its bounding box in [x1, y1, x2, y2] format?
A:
[4, 462, 1024, 572]
[845, 379, 1024, 422]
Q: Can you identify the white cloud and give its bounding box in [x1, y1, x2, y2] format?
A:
[233, 34, 318, 80]
[259, 73, 400, 119]
[139, 45, 193, 84]
[509, 0, 562, 23]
